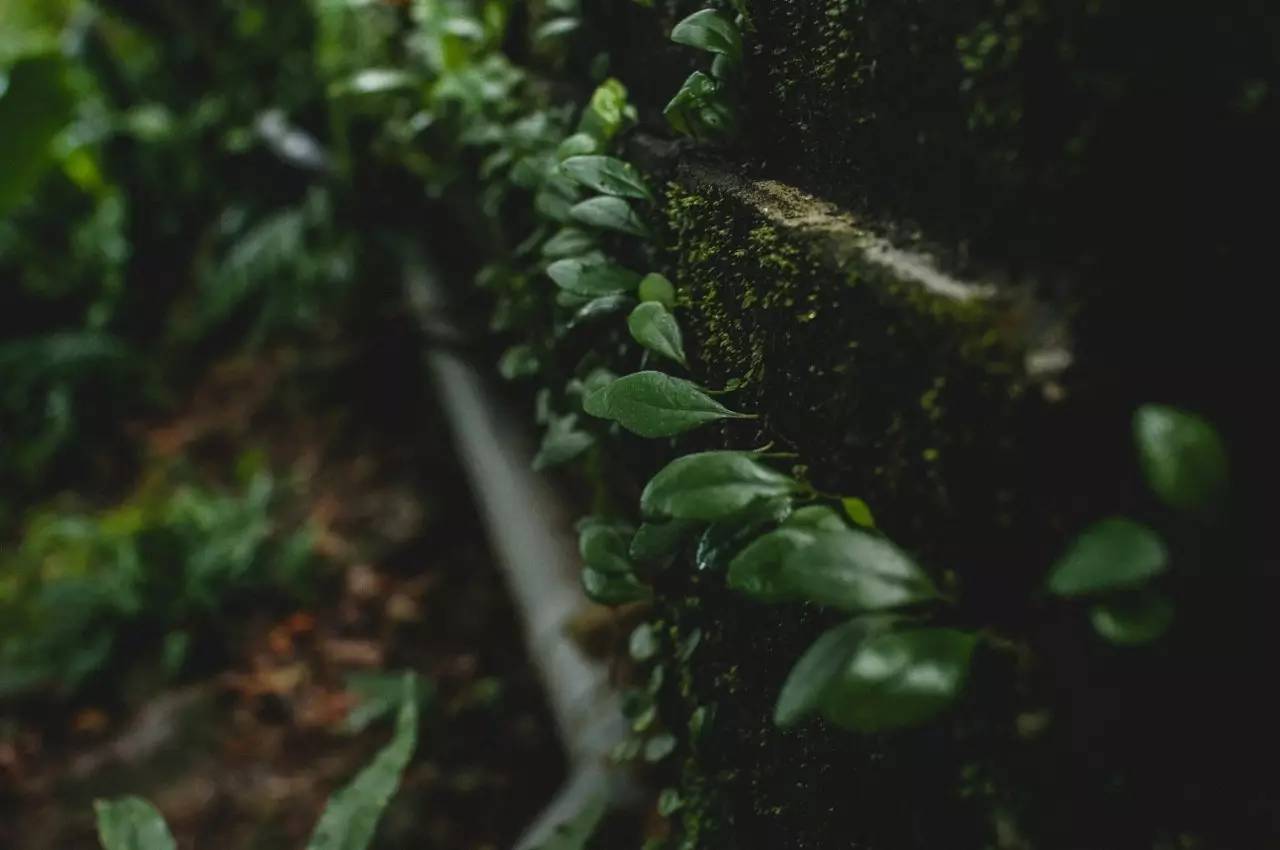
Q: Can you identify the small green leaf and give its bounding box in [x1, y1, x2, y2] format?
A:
[629, 623, 658, 661]
[343, 672, 433, 734]
[95, 798, 177, 850]
[670, 9, 743, 64]
[569, 196, 650, 237]
[638, 273, 677, 309]
[578, 78, 635, 144]
[663, 71, 735, 140]
[534, 16, 581, 41]
[840, 497, 876, 528]
[581, 567, 649, 605]
[779, 529, 940, 612]
[644, 732, 677, 762]
[547, 257, 642, 297]
[542, 227, 598, 259]
[657, 788, 684, 817]
[727, 527, 817, 601]
[330, 68, 419, 97]
[774, 618, 882, 728]
[630, 518, 700, 561]
[785, 505, 848, 531]
[1090, 591, 1175, 646]
[628, 302, 688, 367]
[641, 451, 797, 520]
[1133, 404, 1228, 517]
[556, 132, 600, 160]
[819, 628, 978, 732]
[582, 371, 749, 437]
[579, 521, 635, 575]
[570, 294, 635, 328]
[498, 345, 540, 379]
[1047, 518, 1168, 597]
[306, 676, 419, 850]
[533, 415, 595, 470]
[560, 155, 653, 201]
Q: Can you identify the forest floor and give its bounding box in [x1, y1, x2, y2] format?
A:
[0, 321, 565, 849]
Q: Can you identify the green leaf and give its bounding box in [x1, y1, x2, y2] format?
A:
[95, 798, 177, 850]
[774, 618, 885, 728]
[570, 294, 635, 327]
[542, 227, 598, 259]
[569, 196, 650, 237]
[644, 732, 677, 762]
[840, 497, 876, 528]
[628, 302, 688, 367]
[578, 78, 635, 144]
[546, 257, 641, 297]
[1090, 591, 1175, 646]
[695, 496, 792, 571]
[663, 71, 735, 140]
[819, 628, 978, 732]
[534, 16, 581, 41]
[0, 53, 76, 216]
[530, 796, 607, 850]
[307, 676, 420, 850]
[785, 505, 848, 531]
[579, 521, 635, 575]
[1133, 404, 1229, 517]
[629, 623, 659, 661]
[780, 529, 940, 612]
[581, 566, 649, 605]
[638, 273, 677, 309]
[727, 527, 816, 601]
[330, 68, 419, 97]
[533, 415, 595, 470]
[498, 345, 540, 379]
[670, 9, 743, 64]
[343, 672, 433, 734]
[1047, 518, 1168, 598]
[556, 132, 600, 160]
[641, 451, 797, 520]
[630, 518, 701, 561]
[560, 155, 653, 201]
[582, 371, 748, 437]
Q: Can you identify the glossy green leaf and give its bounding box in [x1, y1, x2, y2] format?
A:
[578, 78, 635, 144]
[774, 618, 882, 728]
[546, 257, 641, 297]
[529, 796, 607, 850]
[581, 566, 649, 605]
[569, 196, 650, 237]
[542, 227, 598, 259]
[0, 53, 76, 216]
[533, 415, 595, 470]
[641, 451, 797, 520]
[560, 155, 653, 201]
[644, 732, 677, 762]
[638, 273, 677, 309]
[670, 9, 743, 64]
[95, 798, 177, 850]
[570, 294, 634, 327]
[727, 527, 817, 601]
[582, 371, 748, 437]
[780, 529, 940, 612]
[1090, 591, 1175, 646]
[1047, 518, 1168, 597]
[630, 518, 700, 561]
[628, 302, 688, 366]
[1133, 404, 1229, 517]
[820, 628, 978, 732]
[330, 68, 418, 97]
[663, 71, 735, 140]
[695, 496, 792, 572]
[306, 675, 419, 850]
[579, 520, 635, 575]
[785, 505, 848, 531]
